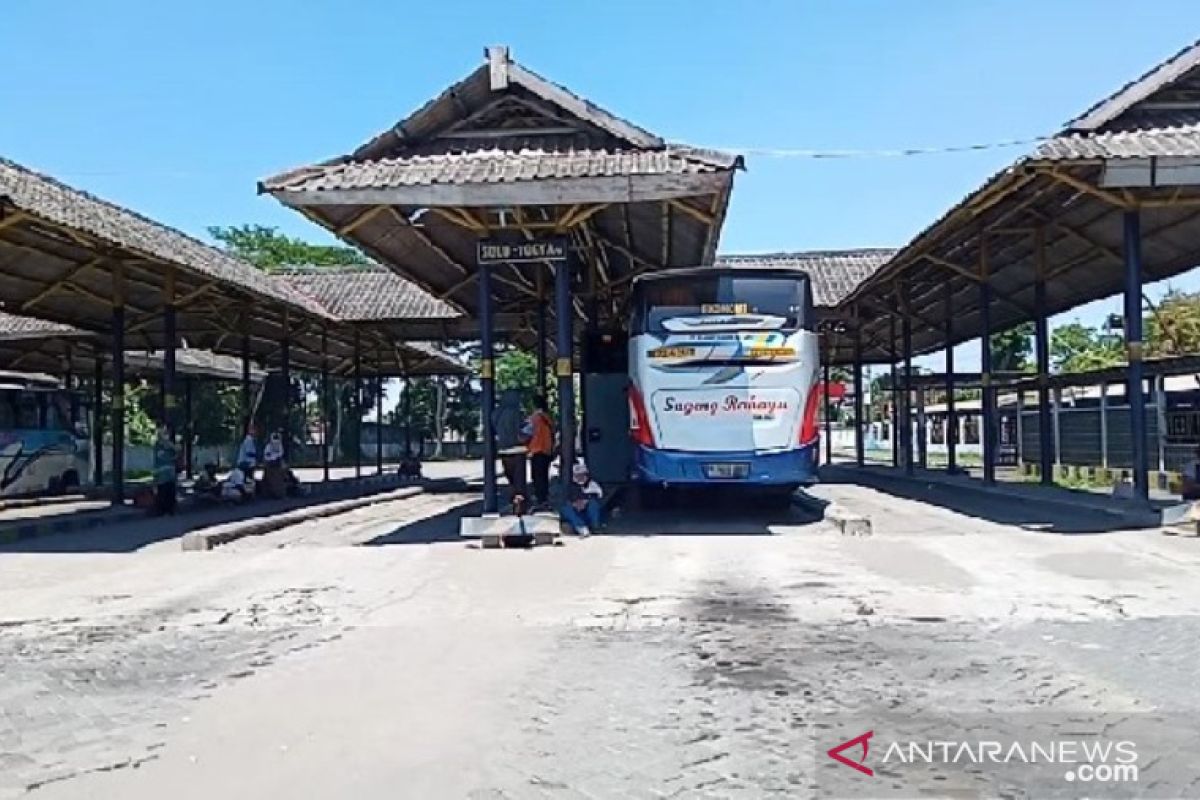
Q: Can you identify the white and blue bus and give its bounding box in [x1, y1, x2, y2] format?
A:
[0, 371, 87, 497]
[627, 267, 820, 494]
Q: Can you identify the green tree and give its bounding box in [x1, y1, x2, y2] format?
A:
[1050, 321, 1123, 373]
[990, 322, 1034, 372]
[207, 224, 368, 271]
[1147, 289, 1200, 357]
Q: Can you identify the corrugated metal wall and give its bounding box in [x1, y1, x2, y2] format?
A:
[1019, 407, 1173, 470]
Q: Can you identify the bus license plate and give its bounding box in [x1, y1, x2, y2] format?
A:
[705, 463, 749, 479]
[649, 346, 695, 359]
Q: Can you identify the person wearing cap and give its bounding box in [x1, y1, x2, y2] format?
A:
[561, 461, 603, 537]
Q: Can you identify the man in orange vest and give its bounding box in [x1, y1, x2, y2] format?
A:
[526, 395, 555, 508]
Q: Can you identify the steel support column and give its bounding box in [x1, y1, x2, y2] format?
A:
[1035, 229, 1053, 485]
[92, 350, 104, 487]
[375, 372, 384, 473]
[823, 357, 832, 465]
[1155, 374, 1167, 473]
[184, 376, 193, 478]
[321, 328, 330, 482]
[353, 329, 362, 479]
[479, 263, 498, 513]
[902, 296, 914, 475]
[403, 376, 413, 457]
[916, 387, 927, 468]
[853, 325, 864, 467]
[537, 274, 549, 396]
[111, 303, 125, 505]
[241, 327, 251, 422]
[944, 282, 957, 474]
[162, 280, 177, 442]
[980, 242, 996, 486]
[889, 313, 898, 467]
[556, 257, 575, 494]
[1100, 383, 1109, 469]
[1123, 210, 1149, 501]
[280, 317, 291, 461]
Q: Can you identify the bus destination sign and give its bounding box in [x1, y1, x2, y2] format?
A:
[477, 237, 568, 265]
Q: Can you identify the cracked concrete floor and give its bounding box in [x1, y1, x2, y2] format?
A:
[2, 481, 1199, 799]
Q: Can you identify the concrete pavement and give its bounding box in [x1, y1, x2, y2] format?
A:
[2, 478, 1199, 797]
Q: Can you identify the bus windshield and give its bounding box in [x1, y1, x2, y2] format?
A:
[632, 273, 812, 335]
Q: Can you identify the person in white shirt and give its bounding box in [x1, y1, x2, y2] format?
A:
[222, 462, 253, 502]
[561, 461, 603, 537]
[236, 421, 259, 474]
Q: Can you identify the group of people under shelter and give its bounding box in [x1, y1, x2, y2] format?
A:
[151, 420, 307, 515]
[490, 391, 605, 537]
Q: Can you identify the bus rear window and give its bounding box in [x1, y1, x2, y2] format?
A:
[632, 275, 812, 334]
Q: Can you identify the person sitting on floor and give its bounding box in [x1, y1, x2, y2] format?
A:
[398, 456, 423, 480]
[194, 463, 222, 499]
[561, 461, 603, 537]
[222, 461, 254, 503]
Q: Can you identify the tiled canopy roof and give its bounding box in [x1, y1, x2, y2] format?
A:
[273, 266, 459, 322]
[716, 249, 896, 308]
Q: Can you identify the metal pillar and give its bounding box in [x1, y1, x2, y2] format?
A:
[162, 278, 177, 442]
[1052, 387, 1063, 469]
[889, 314, 898, 467]
[980, 243, 996, 486]
[375, 372, 384, 473]
[1015, 391, 1024, 468]
[184, 376, 193, 478]
[353, 329, 362, 479]
[280, 313, 291, 461]
[1155, 374, 1167, 473]
[1123, 210, 1149, 501]
[853, 326, 864, 467]
[556, 257, 575, 494]
[111, 303, 125, 505]
[916, 387, 927, 469]
[479, 263, 498, 513]
[403, 375, 413, 457]
[945, 282, 956, 474]
[902, 300, 914, 476]
[537, 289, 549, 397]
[1099, 383, 1109, 469]
[1034, 229, 1053, 485]
[822, 358, 832, 465]
[321, 329, 330, 482]
[92, 351, 104, 487]
[241, 327, 251, 421]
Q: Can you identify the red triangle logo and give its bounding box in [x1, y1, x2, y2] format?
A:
[827, 730, 874, 776]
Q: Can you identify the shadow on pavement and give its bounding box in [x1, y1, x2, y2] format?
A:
[0, 483, 429, 554]
[604, 486, 825, 537]
[362, 498, 482, 546]
[820, 470, 1157, 535]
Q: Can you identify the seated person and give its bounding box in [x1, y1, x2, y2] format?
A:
[398, 456, 423, 480]
[194, 463, 222, 498]
[560, 462, 603, 537]
[1181, 445, 1200, 500]
[222, 461, 254, 503]
[260, 432, 288, 499]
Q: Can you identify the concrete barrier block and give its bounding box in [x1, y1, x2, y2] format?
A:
[825, 505, 872, 536]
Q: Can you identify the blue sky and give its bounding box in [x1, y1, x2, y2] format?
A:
[4, 0, 1200, 376]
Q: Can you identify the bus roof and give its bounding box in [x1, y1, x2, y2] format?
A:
[630, 265, 812, 286]
[0, 370, 63, 391]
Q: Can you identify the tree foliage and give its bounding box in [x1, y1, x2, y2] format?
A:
[1147, 289, 1200, 358]
[207, 224, 368, 271]
[1050, 321, 1123, 374]
[989, 322, 1034, 372]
